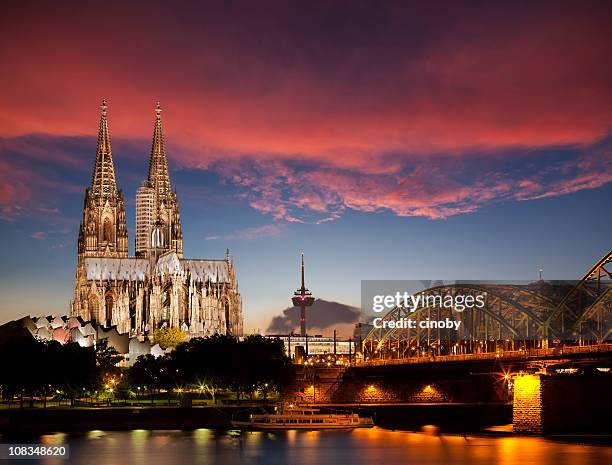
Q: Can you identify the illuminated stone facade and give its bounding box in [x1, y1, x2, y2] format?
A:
[512, 373, 611, 434]
[512, 374, 542, 433]
[71, 100, 243, 338]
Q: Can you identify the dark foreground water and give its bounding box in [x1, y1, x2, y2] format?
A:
[2, 428, 611, 465]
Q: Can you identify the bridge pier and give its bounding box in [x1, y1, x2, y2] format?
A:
[512, 374, 543, 433]
[513, 372, 612, 434]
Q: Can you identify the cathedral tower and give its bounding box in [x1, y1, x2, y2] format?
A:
[72, 99, 242, 337]
[77, 99, 128, 258]
[135, 103, 183, 258]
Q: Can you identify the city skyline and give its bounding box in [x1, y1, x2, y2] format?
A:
[1, 1, 612, 335]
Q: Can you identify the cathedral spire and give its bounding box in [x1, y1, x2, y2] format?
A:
[148, 102, 171, 198]
[137, 102, 183, 258]
[90, 98, 117, 198]
[78, 98, 128, 260]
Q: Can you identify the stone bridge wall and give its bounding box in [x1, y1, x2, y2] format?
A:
[285, 365, 506, 404]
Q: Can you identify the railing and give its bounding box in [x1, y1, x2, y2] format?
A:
[359, 343, 612, 367]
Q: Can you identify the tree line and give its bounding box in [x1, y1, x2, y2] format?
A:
[130, 334, 292, 402]
[0, 334, 291, 407]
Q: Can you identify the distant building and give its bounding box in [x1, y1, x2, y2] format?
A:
[0, 315, 168, 366]
[71, 100, 243, 337]
[266, 335, 356, 358]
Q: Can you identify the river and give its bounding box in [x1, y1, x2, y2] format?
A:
[2, 427, 611, 465]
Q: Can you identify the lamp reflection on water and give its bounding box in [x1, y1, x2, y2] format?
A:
[40, 432, 67, 444]
[28, 429, 611, 465]
[420, 424, 440, 435]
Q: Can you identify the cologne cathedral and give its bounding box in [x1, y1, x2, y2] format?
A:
[71, 100, 243, 337]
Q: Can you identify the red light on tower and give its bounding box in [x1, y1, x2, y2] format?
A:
[292, 253, 315, 336]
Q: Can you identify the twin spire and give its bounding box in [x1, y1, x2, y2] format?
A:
[90, 99, 172, 198]
[90, 98, 116, 197]
[148, 102, 171, 198]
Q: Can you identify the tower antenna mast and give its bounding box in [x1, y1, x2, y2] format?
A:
[292, 252, 315, 336]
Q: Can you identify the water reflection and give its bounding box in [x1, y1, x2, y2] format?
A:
[2, 428, 610, 465]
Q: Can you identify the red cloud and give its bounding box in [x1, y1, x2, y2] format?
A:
[1, 3, 611, 161]
[216, 145, 612, 221]
[1, 2, 611, 221]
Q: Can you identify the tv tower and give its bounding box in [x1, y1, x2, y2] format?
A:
[292, 253, 315, 336]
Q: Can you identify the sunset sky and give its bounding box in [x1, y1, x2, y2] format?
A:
[1, 1, 611, 335]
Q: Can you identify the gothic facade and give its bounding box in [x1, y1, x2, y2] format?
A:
[71, 100, 243, 338]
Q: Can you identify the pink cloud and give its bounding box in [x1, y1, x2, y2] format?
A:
[1, 2, 611, 223]
[217, 144, 612, 221]
[1, 2, 611, 167]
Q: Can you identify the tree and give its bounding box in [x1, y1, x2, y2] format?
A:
[124, 334, 292, 405]
[58, 343, 97, 406]
[95, 338, 121, 383]
[153, 327, 187, 349]
[233, 335, 291, 400]
[174, 335, 236, 403]
[0, 336, 43, 407]
[128, 354, 163, 402]
[39, 340, 64, 408]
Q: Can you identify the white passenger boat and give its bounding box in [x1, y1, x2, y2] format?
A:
[231, 406, 374, 430]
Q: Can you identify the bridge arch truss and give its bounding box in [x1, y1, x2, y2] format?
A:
[362, 250, 612, 360]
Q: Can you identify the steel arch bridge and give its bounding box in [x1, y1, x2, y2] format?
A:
[362, 250, 612, 361]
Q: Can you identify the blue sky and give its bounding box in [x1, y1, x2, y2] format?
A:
[1, 1, 611, 335]
[0, 132, 610, 333]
